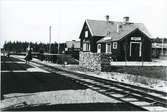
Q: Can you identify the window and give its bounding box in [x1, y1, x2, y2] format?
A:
[83, 43, 90, 51]
[97, 44, 101, 53]
[113, 42, 117, 49]
[106, 43, 111, 53]
[85, 31, 88, 38]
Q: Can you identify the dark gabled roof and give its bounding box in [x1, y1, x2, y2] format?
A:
[85, 19, 152, 42]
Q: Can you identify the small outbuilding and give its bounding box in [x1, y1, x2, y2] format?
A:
[79, 16, 152, 61]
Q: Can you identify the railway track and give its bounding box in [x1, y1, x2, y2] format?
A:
[6, 56, 167, 111]
[28, 60, 167, 111]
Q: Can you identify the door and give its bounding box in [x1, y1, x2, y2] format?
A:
[130, 42, 141, 61]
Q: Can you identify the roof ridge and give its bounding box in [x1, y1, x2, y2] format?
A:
[86, 19, 121, 23]
[86, 19, 141, 24]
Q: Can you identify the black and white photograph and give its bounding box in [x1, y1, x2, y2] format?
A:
[0, 0, 167, 111]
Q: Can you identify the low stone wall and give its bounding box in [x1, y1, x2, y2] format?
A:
[79, 52, 113, 71]
[79, 52, 101, 71]
[101, 53, 113, 71]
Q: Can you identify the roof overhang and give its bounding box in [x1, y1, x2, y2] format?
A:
[85, 19, 94, 37]
[97, 36, 114, 43]
[97, 28, 152, 44]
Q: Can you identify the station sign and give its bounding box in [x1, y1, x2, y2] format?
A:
[131, 37, 141, 41]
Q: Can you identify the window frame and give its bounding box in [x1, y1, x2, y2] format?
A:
[106, 43, 111, 53]
[97, 44, 101, 53]
[85, 31, 88, 38]
[113, 42, 118, 49]
[83, 42, 90, 51]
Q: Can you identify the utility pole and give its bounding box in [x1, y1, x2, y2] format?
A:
[49, 25, 51, 54]
[161, 38, 164, 56]
[58, 43, 60, 54]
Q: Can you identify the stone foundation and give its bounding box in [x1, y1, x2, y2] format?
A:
[79, 52, 112, 71]
[79, 52, 101, 71]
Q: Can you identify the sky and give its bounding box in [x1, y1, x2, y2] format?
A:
[0, 0, 167, 48]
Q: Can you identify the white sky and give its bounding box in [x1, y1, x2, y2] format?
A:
[0, 0, 167, 48]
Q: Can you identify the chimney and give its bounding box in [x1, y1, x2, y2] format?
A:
[105, 15, 109, 22]
[123, 16, 129, 23]
[105, 15, 110, 36]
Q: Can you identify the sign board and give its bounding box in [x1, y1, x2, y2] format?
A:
[131, 37, 141, 41]
[65, 48, 68, 51]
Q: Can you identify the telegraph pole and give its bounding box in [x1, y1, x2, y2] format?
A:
[161, 37, 164, 56]
[58, 43, 59, 54]
[49, 25, 51, 54]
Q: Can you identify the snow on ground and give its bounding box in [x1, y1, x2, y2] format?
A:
[1, 89, 120, 109]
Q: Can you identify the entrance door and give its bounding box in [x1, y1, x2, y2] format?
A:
[130, 42, 141, 61]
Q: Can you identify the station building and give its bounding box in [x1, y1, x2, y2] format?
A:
[79, 16, 152, 71]
[79, 16, 152, 61]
